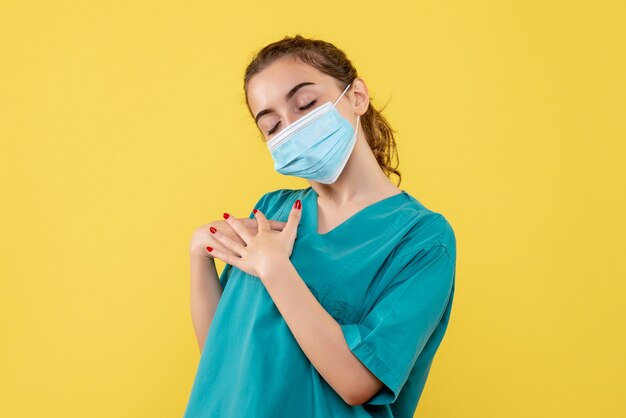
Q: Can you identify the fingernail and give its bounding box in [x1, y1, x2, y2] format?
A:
[206, 246, 213, 252]
[294, 199, 301, 209]
[209, 226, 217, 234]
[253, 209, 258, 214]
[223, 213, 230, 219]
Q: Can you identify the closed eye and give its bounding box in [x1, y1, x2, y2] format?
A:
[267, 100, 318, 136]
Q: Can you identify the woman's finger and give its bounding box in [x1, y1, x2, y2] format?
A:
[240, 217, 287, 231]
[268, 220, 287, 231]
[205, 245, 243, 270]
[282, 199, 302, 238]
[209, 225, 247, 257]
[253, 209, 271, 232]
[201, 226, 239, 257]
[222, 213, 253, 243]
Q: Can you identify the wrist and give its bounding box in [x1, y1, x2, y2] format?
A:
[260, 255, 292, 288]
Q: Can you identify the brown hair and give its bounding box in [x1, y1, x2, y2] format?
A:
[243, 34, 402, 186]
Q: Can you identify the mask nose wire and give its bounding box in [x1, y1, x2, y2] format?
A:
[333, 82, 352, 106]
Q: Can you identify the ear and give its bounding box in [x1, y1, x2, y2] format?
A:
[351, 78, 370, 116]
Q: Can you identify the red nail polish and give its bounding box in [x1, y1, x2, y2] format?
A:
[294, 199, 301, 209]
[206, 246, 213, 252]
[223, 213, 230, 219]
[253, 209, 258, 214]
[209, 226, 217, 234]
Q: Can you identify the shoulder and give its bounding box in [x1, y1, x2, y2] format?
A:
[393, 192, 457, 264]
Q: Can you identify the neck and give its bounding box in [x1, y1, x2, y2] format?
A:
[309, 131, 399, 205]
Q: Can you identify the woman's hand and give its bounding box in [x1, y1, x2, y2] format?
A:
[190, 216, 288, 260]
[206, 199, 302, 281]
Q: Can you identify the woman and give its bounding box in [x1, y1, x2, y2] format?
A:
[184, 35, 456, 418]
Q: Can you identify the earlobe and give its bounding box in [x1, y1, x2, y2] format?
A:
[356, 98, 370, 117]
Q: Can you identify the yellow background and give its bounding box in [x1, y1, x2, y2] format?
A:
[1, 1, 624, 417]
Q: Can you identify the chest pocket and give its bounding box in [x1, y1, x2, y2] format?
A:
[301, 275, 362, 324]
[327, 298, 362, 324]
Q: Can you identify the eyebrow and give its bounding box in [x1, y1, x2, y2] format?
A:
[254, 82, 316, 125]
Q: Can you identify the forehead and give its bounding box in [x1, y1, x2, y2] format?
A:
[246, 56, 332, 114]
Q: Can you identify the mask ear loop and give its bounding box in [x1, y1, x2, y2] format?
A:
[334, 82, 360, 136]
[333, 82, 353, 106]
[333, 82, 360, 139]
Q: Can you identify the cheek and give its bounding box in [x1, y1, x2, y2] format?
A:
[336, 107, 357, 126]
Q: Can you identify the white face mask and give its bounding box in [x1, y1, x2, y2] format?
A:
[266, 82, 360, 184]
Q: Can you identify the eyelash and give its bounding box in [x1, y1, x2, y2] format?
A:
[267, 100, 317, 135]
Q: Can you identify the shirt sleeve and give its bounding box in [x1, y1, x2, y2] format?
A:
[218, 191, 274, 290]
[338, 244, 456, 405]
